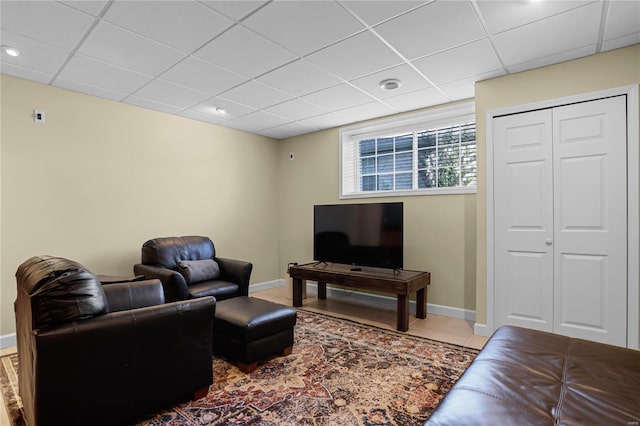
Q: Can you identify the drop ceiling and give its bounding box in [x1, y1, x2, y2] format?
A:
[1, 0, 638, 139]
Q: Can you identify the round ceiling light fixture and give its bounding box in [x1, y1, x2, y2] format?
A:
[379, 78, 402, 90]
[2, 45, 22, 57]
[214, 107, 227, 115]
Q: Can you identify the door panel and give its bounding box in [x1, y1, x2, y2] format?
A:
[494, 110, 554, 331]
[553, 96, 627, 345]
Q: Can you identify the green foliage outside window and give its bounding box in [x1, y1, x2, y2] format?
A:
[358, 123, 476, 192]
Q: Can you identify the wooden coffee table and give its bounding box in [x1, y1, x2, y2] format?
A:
[288, 262, 431, 332]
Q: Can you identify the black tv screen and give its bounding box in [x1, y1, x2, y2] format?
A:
[314, 202, 403, 270]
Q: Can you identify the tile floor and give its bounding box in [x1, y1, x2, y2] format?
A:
[0, 284, 488, 425]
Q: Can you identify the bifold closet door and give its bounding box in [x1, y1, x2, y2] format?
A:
[552, 97, 627, 345]
[493, 96, 627, 346]
[494, 109, 554, 332]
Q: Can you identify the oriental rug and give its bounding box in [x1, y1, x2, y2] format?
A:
[1, 310, 477, 426]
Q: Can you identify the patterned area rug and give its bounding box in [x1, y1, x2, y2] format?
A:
[1, 310, 477, 425]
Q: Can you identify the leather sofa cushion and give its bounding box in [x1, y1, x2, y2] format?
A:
[425, 325, 640, 425]
[141, 236, 215, 270]
[15, 255, 107, 327]
[179, 259, 220, 283]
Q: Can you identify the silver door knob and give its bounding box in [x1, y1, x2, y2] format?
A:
[545, 238, 553, 245]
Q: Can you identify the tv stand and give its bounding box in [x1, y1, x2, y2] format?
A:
[289, 262, 431, 332]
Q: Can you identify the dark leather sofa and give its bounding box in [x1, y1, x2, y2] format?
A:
[15, 255, 216, 426]
[425, 325, 640, 425]
[134, 235, 252, 302]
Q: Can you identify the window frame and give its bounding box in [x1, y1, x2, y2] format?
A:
[339, 102, 476, 199]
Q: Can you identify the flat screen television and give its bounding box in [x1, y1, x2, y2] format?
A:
[314, 202, 403, 270]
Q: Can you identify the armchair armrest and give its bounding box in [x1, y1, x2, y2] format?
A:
[133, 263, 189, 302]
[102, 279, 165, 312]
[216, 257, 253, 296]
[31, 297, 216, 425]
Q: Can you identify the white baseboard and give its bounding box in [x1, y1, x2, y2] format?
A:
[255, 280, 476, 322]
[473, 322, 492, 336]
[314, 283, 476, 321]
[1, 333, 16, 350]
[250, 279, 285, 292]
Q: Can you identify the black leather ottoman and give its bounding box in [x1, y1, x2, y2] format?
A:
[213, 296, 297, 373]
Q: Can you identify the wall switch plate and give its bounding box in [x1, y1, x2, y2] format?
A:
[289, 152, 295, 160]
[33, 110, 45, 124]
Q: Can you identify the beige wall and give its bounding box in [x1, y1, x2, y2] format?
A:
[2, 45, 638, 339]
[277, 124, 478, 312]
[0, 75, 280, 336]
[474, 44, 640, 328]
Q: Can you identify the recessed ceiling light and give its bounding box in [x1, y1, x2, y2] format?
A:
[380, 79, 402, 91]
[214, 107, 227, 115]
[2, 45, 21, 57]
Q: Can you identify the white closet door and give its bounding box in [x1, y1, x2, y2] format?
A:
[493, 96, 628, 347]
[494, 109, 554, 332]
[553, 96, 627, 345]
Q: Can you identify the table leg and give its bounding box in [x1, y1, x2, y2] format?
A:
[416, 287, 427, 319]
[293, 277, 303, 307]
[397, 294, 409, 332]
[318, 281, 327, 300]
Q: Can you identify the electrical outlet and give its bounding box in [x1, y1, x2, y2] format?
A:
[33, 110, 45, 124]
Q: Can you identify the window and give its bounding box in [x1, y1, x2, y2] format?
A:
[340, 103, 476, 198]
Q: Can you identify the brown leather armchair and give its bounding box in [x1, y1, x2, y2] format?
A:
[15, 255, 216, 426]
[134, 236, 253, 302]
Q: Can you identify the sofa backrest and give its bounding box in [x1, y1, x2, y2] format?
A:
[141, 236, 216, 270]
[15, 255, 108, 328]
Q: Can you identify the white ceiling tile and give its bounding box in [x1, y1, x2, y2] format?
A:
[299, 112, 352, 129]
[53, 77, 126, 102]
[229, 110, 291, 131]
[412, 39, 503, 85]
[78, 21, 186, 75]
[603, 0, 640, 42]
[200, 1, 268, 21]
[243, 1, 364, 56]
[336, 101, 398, 124]
[507, 45, 597, 74]
[60, 1, 108, 16]
[306, 31, 403, 80]
[1, 1, 94, 50]
[256, 59, 342, 96]
[221, 118, 264, 133]
[1, 63, 53, 84]
[436, 69, 506, 102]
[0, 30, 70, 75]
[132, 79, 211, 110]
[601, 33, 640, 52]
[302, 83, 376, 111]
[374, 1, 485, 60]
[192, 97, 256, 119]
[258, 121, 320, 139]
[194, 25, 297, 77]
[476, 1, 595, 35]
[123, 97, 182, 115]
[265, 98, 329, 121]
[178, 109, 231, 126]
[341, 1, 428, 26]
[57, 54, 152, 94]
[492, 2, 602, 68]
[383, 87, 449, 112]
[160, 57, 248, 96]
[103, 1, 233, 52]
[349, 63, 431, 99]
[219, 80, 294, 109]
